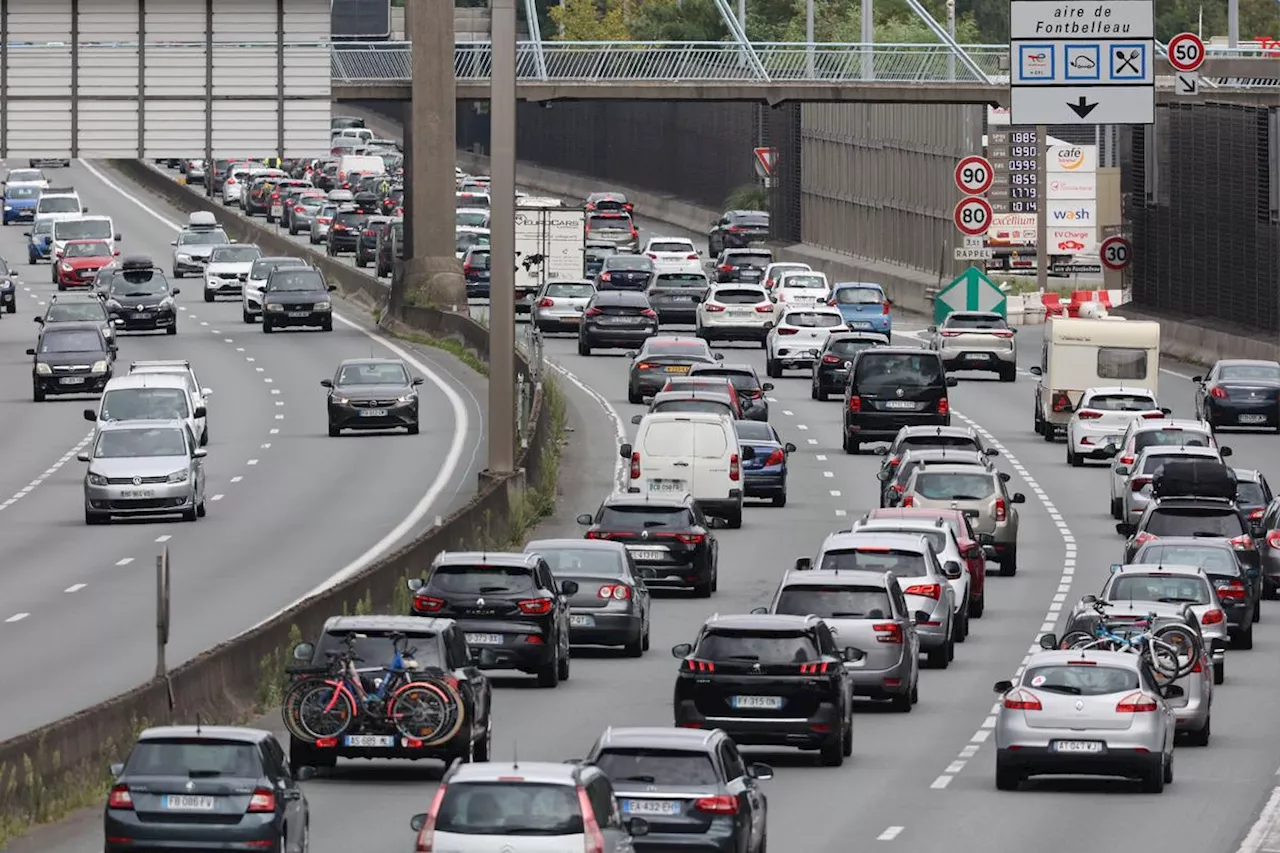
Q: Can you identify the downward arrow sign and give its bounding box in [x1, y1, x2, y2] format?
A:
[1067, 96, 1098, 119]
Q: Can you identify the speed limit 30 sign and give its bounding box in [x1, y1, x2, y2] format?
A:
[954, 155, 994, 195]
[1100, 235, 1132, 271]
[1167, 32, 1205, 72]
[954, 197, 993, 237]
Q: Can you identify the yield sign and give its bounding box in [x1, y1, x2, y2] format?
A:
[753, 147, 778, 179]
[933, 266, 1007, 324]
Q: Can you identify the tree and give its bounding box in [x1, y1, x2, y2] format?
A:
[548, 0, 632, 39]
[629, 0, 728, 41]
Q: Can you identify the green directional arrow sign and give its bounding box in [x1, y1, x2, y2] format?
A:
[933, 266, 1007, 325]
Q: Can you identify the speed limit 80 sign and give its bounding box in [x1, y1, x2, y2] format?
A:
[953, 197, 993, 237]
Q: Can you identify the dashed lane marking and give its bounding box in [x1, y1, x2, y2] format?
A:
[212, 494, 224, 501]
[0, 431, 94, 513]
[5, 613, 29, 624]
[155, 535, 171, 543]
[230, 476, 243, 483]
[115, 558, 134, 566]
[65, 584, 86, 593]
[877, 827, 904, 841]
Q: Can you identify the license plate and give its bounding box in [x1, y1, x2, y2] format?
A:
[648, 479, 685, 493]
[741, 271, 760, 278]
[1052, 740, 1104, 754]
[623, 799, 681, 816]
[162, 795, 215, 811]
[287, 311, 311, 318]
[664, 365, 690, 373]
[883, 400, 915, 409]
[466, 633, 503, 645]
[569, 614, 595, 627]
[132, 312, 152, 319]
[851, 321, 872, 328]
[59, 376, 85, 385]
[600, 316, 635, 325]
[671, 295, 695, 302]
[120, 489, 156, 498]
[343, 734, 394, 747]
[627, 547, 666, 562]
[1239, 414, 1267, 424]
[271, 205, 283, 216]
[965, 352, 991, 360]
[359, 409, 387, 418]
[732, 695, 784, 710]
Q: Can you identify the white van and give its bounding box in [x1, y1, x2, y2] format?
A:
[51, 215, 118, 265]
[1030, 316, 1161, 439]
[332, 127, 374, 144]
[620, 412, 748, 528]
[337, 154, 386, 181]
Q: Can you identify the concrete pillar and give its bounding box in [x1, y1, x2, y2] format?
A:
[397, 0, 467, 312]
[1097, 168, 1124, 294]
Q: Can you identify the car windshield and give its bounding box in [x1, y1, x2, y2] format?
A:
[337, 363, 409, 385]
[1088, 393, 1158, 411]
[1133, 544, 1238, 573]
[735, 422, 776, 442]
[210, 246, 261, 263]
[93, 428, 187, 458]
[125, 740, 261, 778]
[655, 274, 707, 287]
[1141, 452, 1209, 474]
[252, 259, 306, 279]
[730, 213, 769, 227]
[457, 211, 489, 227]
[6, 186, 38, 199]
[819, 547, 926, 574]
[652, 399, 734, 416]
[834, 287, 884, 304]
[784, 312, 843, 328]
[594, 749, 720, 786]
[315, 631, 442, 669]
[608, 256, 653, 271]
[178, 229, 229, 246]
[827, 338, 883, 356]
[775, 585, 892, 619]
[63, 241, 112, 258]
[1219, 364, 1280, 381]
[649, 241, 693, 253]
[33, 221, 52, 236]
[1238, 482, 1268, 505]
[1144, 509, 1244, 538]
[429, 565, 536, 595]
[855, 354, 943, 389]
[38, 197, 79, 213]
[101, 388, 190, 421]
[643, 341, 709, 358]
[335, 211, 365, 226]
[945, 314, 1007, 330]
[1109, 574, 1210, 604]
[588, 214, 631, 230]
[598, 506, 693, 530]
[901, 436, 980, 453]
[780, 275, 826, 290]
[1134, 429, 1211, 451]
[267, 271, 326, 292]
[862, 527, 948, 555]
[695, 371, 759, 392]
[696, 630, 818, 662]
[713, 288, 766, 304]
[46, 302, 105, 322]
[1023, 665, 1139, 696]
[456, 232, 489, 250]
[55, 220, 110, 240]
[7, 170, 42, 183]
[545, 283, 594, 298]
[110, 270, 169, 297]
[534, 547, 625, 578]
[730, 253, 773, 267]
[434, 782, 582, 836]
[40, 329, 103, 353]
[913, 472, 995, 500]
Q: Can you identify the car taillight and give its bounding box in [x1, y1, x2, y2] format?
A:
[1120, 454, 1135, 465]
[247, 789, 276, 813]
[598, 585, 632, 599]
[764, 449, 785, 466]
[1216, 579, 1247, 599]
[940, 330, 962, 337]
[363, 229, 376, 237]
[294, 205, 305, 213]
[333, 224, 346, 231]
[903, 583, 941, 599]
[1201, 608, 1225, 625]
[270, 192, 279, 200]
[778, 327, 798, 335]
[577, 785, 606, 853]
[585, 306, 602, 317]
[1229, 534, 1253, 550]
[1210, 385, 1229, 399]
[1077, 410, 1103, 419]
[990, 329, 1015, 338]
[1267, 530, 1280, 550]
[718, 264, 734, 272]
[889, 484, 905, 494]
[727, 225, 746, 232]
[704, 303, 725, 312]
[1141, 411, 1165, 419]
[107, 784, 133, 809]
[630, 451, 641, 479]
[822, 354, 842, 364]
[585, 530, 613, 540]
[683, 659, 716, 672]
[729, 453, 740, 482]
[882, 301, 891, 314]
[538, 297, 555, 308]
[686, 253, 699, 260]
[413, 595, 444, 613]
[799, 661, 832, 674]
[227, 177, 237, 185]
[1051, 391, 1073, 412]
[938, 397, 949, 416]
[1191, 655, 1204, 673]
[415, 784, 447, 852]
[873, 622, 903, 644]
[675, 533, 705, 545]
[630, 228, 639, 239]
[462, 264, 474, 275]
[1133, 532, 1157, 546]
[517, 598, 553, 615]
[1116, 692, 1158, 713]
[994, 497, 1008, 522]
[645, 253, 658, 259]
[1003, 689, 1042, 710]
[1250, 508, 1265, 520]
[694, 794, 739, 814]
[1130, 476, 1152, 492]
[848, 395, 861, 413]
[901, 495, 914, 507]
[641, 308, 657, 319]
[754, 304, 773, 312]
[599, 272, 612, 281]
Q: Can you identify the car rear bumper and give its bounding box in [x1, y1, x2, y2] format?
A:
[996, 746, 1160, 779]
[743, 471, 784, 496]
[675, 699, 841, 748]
[847, 661, 913, 697]
[846, 413, 950, 442]
[1204, 400, 1279, 426]
[582, 325, 657, 347]
[568, 611, 642, 646]
[264, 309, 331, 328]
[634, 830, 738, 853]
[699, 322, 770, 341]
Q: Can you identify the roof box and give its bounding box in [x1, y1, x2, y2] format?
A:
[1151, 458, 1236, 500]
[120, 255, 155, 271]
[186, 211, 218, 229]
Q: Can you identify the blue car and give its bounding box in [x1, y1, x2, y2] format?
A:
[3, 185, 39, 224]
[831, 281, 892, 336]
[735, 420, 795, 507]
[26, 220, 53, 264]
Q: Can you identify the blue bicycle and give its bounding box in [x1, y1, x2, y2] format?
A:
[1061, 598, 1201, 678]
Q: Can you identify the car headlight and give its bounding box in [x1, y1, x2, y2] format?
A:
[35, 362, 52, 375]
[91, 360, 108, 374]
[314, 302, 331, 311]
[102, 325, 114, 338]
[266, 303, 283, 312]
[60, 261, 72, 271]
[160, 297, 175, 308]
[87, 472, 108, 486]
[177, 253, 192, 261]
[166, 469, 189, 484]
[397, 393, 417, 403]
[105, 299, 121, 310]
[336, 397, 349, 404]
[3, 205, 10, 211]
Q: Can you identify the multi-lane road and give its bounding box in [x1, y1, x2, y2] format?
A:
[11, 149, 1280, 853]
[0, 160, 488, 739]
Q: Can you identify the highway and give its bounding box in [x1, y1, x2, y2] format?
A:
[28, 150, 1273, 853]
[0, 160, 487, 740]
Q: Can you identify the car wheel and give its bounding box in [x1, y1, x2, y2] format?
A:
[1235, 623, 1254, 649]
[1213, 660, 1225, 685]
[535, 655, 559, 688]
[328, 423, 340, 437]
[994, 757, 1022, 791]
[181, 505, 198, 522]
[196, 497, 207, 518]
[999, 547, 1018, 577]
[166, 324, 177, 335]
[557, 642, 571, 681]
[969, 592, 985, 619]
[726, 507, 743, 529]
[5, 301, 13, 314]
[32, 383, 45, 402]
[842, 432, 859, 455]
[1163, 752, 1174, 784]
[322, 319, 333, 332]
[289, 225, 298, 235]
[200, 427, 208, 447]
[407, 421, 420, 436]
[355, 254, 366, 268]
[85, 508, 106, 525]
[926, 642, 950, 669]
[815, 385, 828, 402]
[693, 572, 713, 598]
[642, 622, 650, 651]
[623, 630, 644, 658]
[577, 338, 591, 356]
[1067, 446, 1083, 467]
[263, 318, 274, 333]
[841, 710, 854, 757]
[765, 358, 780, 378]
[172, 269, 183, 279]
[203, 289, 214, 303]
[819, 734, 844, 767]
[771, 492, 787, 508]
[1042, 422, 1056, 442]
[242, 308, 255, 323]
[1140, 760, 1166, 794]
[890, 688, 912, 712]
[474, 723, 492, 762]
[1110, 496, 1123, 519]
[1254, 597, 1261, 623]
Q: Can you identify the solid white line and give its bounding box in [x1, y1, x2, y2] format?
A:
[877, 826, 904, 841]
[547, 359, 628, 489]
[115, 557, 134, 566]
[5, 613, 29, 624]
[155, 535, 171, 543]
[1235, 786, 1280, 853]
[65, 584, 87, 593]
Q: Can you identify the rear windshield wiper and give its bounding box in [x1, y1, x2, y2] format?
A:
[727, 654, 760, 661]
[617, 775, 656, 783]
[1036, 684, 1082, 695]
[477, 586, 513, 593]
[1157, 596, 1201, 603]
[187, 769, 223, 777]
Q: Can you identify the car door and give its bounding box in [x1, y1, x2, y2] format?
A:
[260, 737, 305, 844]
[185, 425, 203, 494]
[540, 559, 572, 655]
[690, 500, 718, 569]
[446, 627, 490, 741]
[718, 739, 761, 846]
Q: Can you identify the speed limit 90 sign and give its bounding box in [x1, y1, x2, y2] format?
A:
[954, 197, 993, 237]
[954, 155, 994, 195]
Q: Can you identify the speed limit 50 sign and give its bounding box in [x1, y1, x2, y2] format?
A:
[953, 197, 993, 237]
[1167, 33, 1205, 72]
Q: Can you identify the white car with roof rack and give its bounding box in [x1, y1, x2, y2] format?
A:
[33, 187, 86, 225]
[1066, 386, 1168, 468]
[1106, 418, 1223, 519]
[170, 211, 231, 278]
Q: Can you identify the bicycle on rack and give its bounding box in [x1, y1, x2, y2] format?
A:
[282, 632, 465, 748]
[1060, 597, 1202, 679]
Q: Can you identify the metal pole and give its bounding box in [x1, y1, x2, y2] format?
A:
[946, 0, 956, 82]
[860, 0, 874, 81]
[805, 0, 814, 78]
[1035, 124, 1049, 292]
[489, 0, 518, 476]
[155, 550, 169, 679]
[1227, 0, 1239, 47]
[737, 0, 745, 31]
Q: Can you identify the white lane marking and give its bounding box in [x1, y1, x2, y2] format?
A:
[65, 584, 87, 593]
[829, 490, 842, 497]
[878, 826, 904, 841]
[261, 443, 272, 449]
[782, 409, 793, 416]
[211, 328, 221, 334]
[806, 438, 817, 445]
[236, 347, 245, 352]
[263, 377, 273, 383]
[274, 414, 284, 420]
[115, 557, 134, 566]
[247, 459, 259, 466]
[155, 535, 171, 543]
[270, 388, 281, 395]
[230, 476, 243, 483]
[1235, 786, 1280, 853]
[269, 428, 279, 435]
[815, 454, 827, 461]
[548, 360, 628, 489]
[255, 366, 264, 373]
[823, 471, 834, 478]
[0, 431, 94, 512]
[224, 338, 233, 343]
[212, 494, 224, 501]
[834, 509, 847, 516]
[275, 401, 284, 406]
[5, 613, 30, 623]
[929, 776, 952, 789]
[246, 356, 255, 362]
[796, 424, 808, 430]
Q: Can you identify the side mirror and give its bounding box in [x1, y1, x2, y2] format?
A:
[1191, 375, 1203, 383]
[985, 447, 1000, 456]
[1163, 684, 1185, 699]
[1220, 446, 1233, 458]
[994, 679, 1013, 694]
[25, 348, 35, 356]
[740, 445, 755, 459]
[873, 446, 889, 456]
[193, 449, 208, 459]
[943, 560, 963, 579]
[625, 817, 650, 837]
[624, 350, 637, 358]
[750, 606, 769, 614]
[576, 513, 594, 525]
[762, 383, 774, 391]
[113, 250, 120, 256]
[618, 442, 633, 459]
[110, 762, 125, 777]
[1011, 493, 1026, 504]
[748, 762, 774, 781]
[32, 316, 43, 324]
[194, 406, 207, 418]
[22, 231, 30, 236]
[842, 646, 866, 663]
[560, 580, 580, 596]
[714, 352, 724, 360]
[707, 516, 728, 529]
[671, 643, 693, 658]
[998, 472, 1011, 482]
[108, 344, 118, 354]
[876, 469, 892, 482]
[1038, 633, 1057, 650]
[409, 814, 427, 832]
[327, 284, 338, 291]
[945, 376, 959, 387]
[1160, 407, 1171, 415]
[977, 533, 995, 546]
[170, 240, 177, 246]
[794, 557, 813, 571]
[927, 325, 938, 333]
[1115, 522, 1133, 535]
[84, 409, 97, 421]
[406, 577, 425, 592]
[1110, 564, 1123, 574]
[202, 388, 213, 397]
[784, 442, 796, 453]
[320, 379, 333, 388]
[114, 233, 122, 241]
[1028, 366, 1042, 376]
[1114, 466, 1130, 476]
[171, 288, 180, 296]
[631, 414, 643, 425]
[412, 377, 424, 386]
[76, 452, 90, 462]
[82, 206, 88, 213]
[295, 766, 316, 781]
[292, 642, 314, 661]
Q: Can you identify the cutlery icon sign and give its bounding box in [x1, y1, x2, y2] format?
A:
[1115, 49, 1141, 74]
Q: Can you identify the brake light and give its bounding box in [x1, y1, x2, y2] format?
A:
[686, 253, 699, 260]
[333, 224, 346, 231]
[940, 330, 962, 337]
[645, 253, 657, 260]
[873, 622, 903, 644]
[270, 192, 279, 200]
[778, 327, 798, 335]
[517, 598, 553, 615]
[675, 532, 705, 545]
[904, 583, 942, 599]
[882, 301, 891, 314]
[1051, 391, 1074, 412]
[584, 531, 612, 540]
[538, 297, 554, 308]
[226, 177, 237, 184]
[630, 227, 638, 239]
[848, 395, 861, 413]
[755, 304, 773, 313]
[1210, 385, 1229, 399]
[994, 498, 1007, 522]
[1191, 655, 1203, 673]
[683, 659, 715, 672]
[578, 785, 606, 853]
[822, 354, 842, 364]
[462, 264, 474, 275]
[890, 484, 904, 494]
[294, 205, 305, 213]
[413, 595, 444, 613]
[1130, 476, 1152, 492]
[727, 225, 746, 233]
[729, 453, 740, 482]
[763, 449, 785, 466]
[600, 272, 611, 281]
[1267, 531, 1280, 550]
[107, 785, 133, 809]
[597, 584, 631, 599]
[694, 794, 739, 814]
[705, 303, 725, 312]
[314, 737, 338, 748]
[1229, 534, 1253, 550]
[1201, 608, 1225, 625]
[1120, 454, 1135, 465]
[585, 306, 602, 317]
[630, 451, 641, 479]
[1133, 532, 1157, 546]
[640, 308, 657, 319]
[1250, 508, 1265, 520]
[1216, 579, 1247, 599]
[990, 329, 1015, 338]
[718, 264, 734, 272]
[1077, 410, 1103, 419]
[799, 661, 831, 674]
[415, 784, 447, 852]
[247, 789, 276, 813]
[938, 397, 949, 416]
[1141, 411, 1166, 419]
[1003, 689, 1042, 710]
[1116, 692, 1158, 712]
[902, 495, 914, 507]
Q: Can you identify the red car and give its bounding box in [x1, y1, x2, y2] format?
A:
[56, 239, 118, 290]
[866, 506, 990, 618]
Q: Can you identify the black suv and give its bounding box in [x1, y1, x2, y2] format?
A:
[285, 615, 493, 772]
[104, 725, 308, 853]
[672, 614, 857, 766]
[99, 257, 179, 335]
[1132, 537, 1259, 647]
[708, 210, 770, 254]
[811, 332, 890, 400]
[355, 215, 388, 267]
[406, 551, 576, 688]
[261, 267, 336, 333]
[326, 208, 366, 256]
[577, 493, 721, 597]
[596, 254, 655, 291]
[28, 321, 115, 401]
[842, 348, 956, 454]
[579, 290, 658, 356]
[584, 727, 771, 853]
[1120, 496, 1256, 567]
[713, 248, 773, 284]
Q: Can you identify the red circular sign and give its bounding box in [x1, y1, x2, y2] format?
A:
[1100, 236, 1132, 271]
[953, 197, 992, 237]
[1167, 33, 1205, 72]
[954, 155, 994, 195]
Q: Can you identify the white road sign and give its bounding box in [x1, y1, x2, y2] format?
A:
[1009, 0, 1155, 126]
[1175, 71, 1199, 95]
[955, 247, 995, 261]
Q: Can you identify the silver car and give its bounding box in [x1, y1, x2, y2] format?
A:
[761, 567, 919, 711]
[925, 311, 1017, 382]
[800, 531, 956, 668]
[902, 464, 1025, 575]
[77, 420, 207, 524]
[993, 649, 1177, 792]
[533, 280, 596, 333]
[1106, 418, 1220, 518]
[1120, 445, 1224, 520]
[1066, 386, 1166, 467]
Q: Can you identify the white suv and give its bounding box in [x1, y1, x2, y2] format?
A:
[766, 306, 847, 378]
[695, 284, 773, 346]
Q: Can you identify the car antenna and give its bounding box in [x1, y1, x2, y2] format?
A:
[195, 713, 203, 734]
[512, 741, 519, 770]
